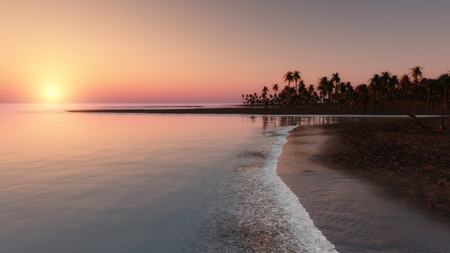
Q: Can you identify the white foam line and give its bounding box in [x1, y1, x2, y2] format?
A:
[262, 126, 338, 253]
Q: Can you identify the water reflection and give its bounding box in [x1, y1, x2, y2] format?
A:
[1, 106, 405, 253]
[244, 115, 371, 132]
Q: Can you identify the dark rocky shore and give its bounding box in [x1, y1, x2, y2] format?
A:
[324, 117, 450, 220]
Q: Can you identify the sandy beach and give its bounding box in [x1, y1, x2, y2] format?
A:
[277, 121, 450, 252]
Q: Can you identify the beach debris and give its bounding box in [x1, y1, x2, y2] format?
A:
[405, 110, 449, 132]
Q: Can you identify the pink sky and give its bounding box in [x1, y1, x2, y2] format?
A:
[1, 0, 449, 103]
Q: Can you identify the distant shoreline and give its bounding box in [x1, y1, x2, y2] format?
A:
[67, 107, 449, 115]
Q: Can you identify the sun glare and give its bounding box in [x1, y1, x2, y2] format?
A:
[44, 86, 61, 102]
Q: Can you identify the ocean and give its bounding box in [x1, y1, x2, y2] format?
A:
[0, 104, 342, 253]
[0, 103, 347, 252]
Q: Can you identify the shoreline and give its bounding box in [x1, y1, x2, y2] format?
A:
[277, 124, 450, 252]
[67, 107, 449, 116]
[323, 117, 450, 219]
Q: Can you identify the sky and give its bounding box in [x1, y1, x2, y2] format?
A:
[1, 0, 450, 103]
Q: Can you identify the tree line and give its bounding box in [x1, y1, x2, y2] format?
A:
[242, 67, 450, 111]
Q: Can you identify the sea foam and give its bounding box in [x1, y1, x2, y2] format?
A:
[171, 124, 337, 253]
[262, 126, 337, 253]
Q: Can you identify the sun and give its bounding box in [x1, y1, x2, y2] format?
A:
[43, 86, 62, 102]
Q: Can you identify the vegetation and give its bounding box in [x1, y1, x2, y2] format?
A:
[242, 67, 450, 111]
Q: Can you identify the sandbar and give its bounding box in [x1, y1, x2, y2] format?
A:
[67, 107, 448, 115]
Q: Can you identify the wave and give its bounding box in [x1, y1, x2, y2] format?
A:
[263, 126, 337, 252]
[169, 124, 336, 253]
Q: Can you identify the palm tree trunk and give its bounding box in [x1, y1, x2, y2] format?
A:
[444, 87, 448, 109]
[400, 89, 404, 108]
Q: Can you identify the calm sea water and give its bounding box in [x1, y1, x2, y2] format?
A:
[0, 103, 358, 252]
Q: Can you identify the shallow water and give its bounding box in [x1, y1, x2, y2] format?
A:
[1, 103, 354, 252]
[6, 103, 428, 252]
[2, 104, 251, 252]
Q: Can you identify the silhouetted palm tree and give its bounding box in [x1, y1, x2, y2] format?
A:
[293, 71, 301, 92]
[272, 83, 279, 96]
[283, 71, 294, 88]
[331, 73, 341, 106]
[409, 66, 423, 107]
[379, 71, 391, 110]
[317, 76, 330, 105]
[307, 85, 318, 105]
[410, 66, 423, 83]
[399, 74, 411, 107]
[334, 82, 347, 110]
[355, 84, 369, 111]
[261, 86, 269, 108]
[420, 78, 438, 108]
[439, 73, 450, 108]
[297, 80, 307, 105]
[368, 74, 381, 108]
[344, 82, 356, 111]
[331, 73, 341, 86]
[244, 68, 450, 111]
[388, 75, 399, 108]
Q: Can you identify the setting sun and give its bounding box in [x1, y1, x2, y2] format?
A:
[43, 86, 62, 102]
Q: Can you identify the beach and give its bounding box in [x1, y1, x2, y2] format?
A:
[277, 119, 450, 252]
[324, 117, 450, 219]
[66, 106, 450, 251]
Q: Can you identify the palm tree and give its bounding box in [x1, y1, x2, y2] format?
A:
[439, 73, 450, 109]
[261, 86, 269, 108]
[331, 73, 341, 106]
[355, 84, 369, 111]
[272, 83, 279, 106]
[331, 73, 341, 86]
[279, 85, 297, 109]
[379, 71, 391, 110]
[388, 75, 399, 108]
[272, 83, 279, 96]
[409, 66, 423, 83]
[368, 74, 381, 108]
[399, 74, 411, 107]
[409, 66, 423, 107]
[344, 82, 356, 111]
[421, 78, 438, 108]
[335, 82, 347, 110]
[293, 71, 301, 92]
[317, 76, 329, 103]
[249, 94, 255, 108]
[307, 85, 317, 105]
[283, 71, 294, 88]
[297, 80, 306, 105]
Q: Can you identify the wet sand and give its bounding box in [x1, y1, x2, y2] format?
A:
[277, 125, 450, 252]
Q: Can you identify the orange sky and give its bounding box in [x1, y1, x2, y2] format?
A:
[1, 0, 450, 103]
